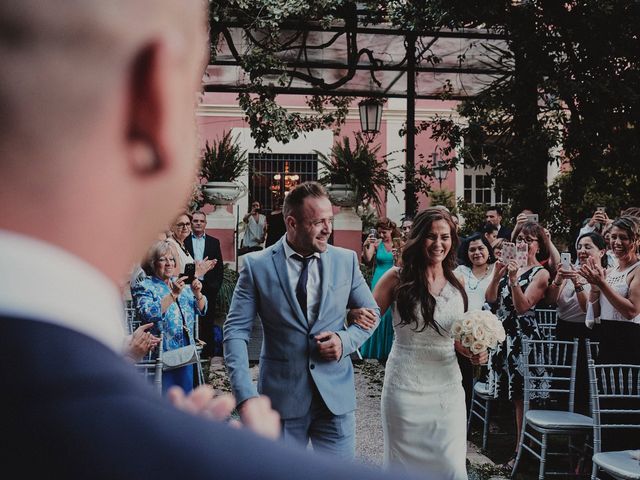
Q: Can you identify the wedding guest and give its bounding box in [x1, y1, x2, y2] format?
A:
[492, 238, 505, 259]
[185, 211, 223, 358]
[240, 200, 267, 254]
[167, 211, 193, 273]
[454, 233, 496, 415]
[455, 233, 496, 311]
[265, 199, 287, 248]
[580, 215, 640, 453]
[167, 211, 215, 281]
[547, 232, 606, 414]
[485, 206, 512, 240]
[132, 241, 207, 394]
[581, 216, 640, 365]
[485, 222, 550, 470]
[400, 215, 414, 239]
[360, 217, 400, 362]
[124, 322, 162, 363]
[511, 219, 561, 275]
[482, 222, 499, 247]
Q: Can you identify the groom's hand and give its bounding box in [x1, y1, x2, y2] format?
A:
[315, 331, 343, 361]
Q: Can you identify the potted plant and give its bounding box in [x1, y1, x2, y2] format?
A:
[316, 133, 398, 210]
[200, 130, 248, 209]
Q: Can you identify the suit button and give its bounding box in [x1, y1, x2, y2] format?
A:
[310, 364, 315, 370]
[309, 334, 314, 339]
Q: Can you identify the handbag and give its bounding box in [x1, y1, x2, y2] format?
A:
[162, 344, 198, 371]
[162, 299, 201, 374]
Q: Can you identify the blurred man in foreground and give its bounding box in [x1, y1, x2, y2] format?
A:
[0, 1, 429, 479]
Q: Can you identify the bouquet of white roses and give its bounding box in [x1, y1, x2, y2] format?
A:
[451, 310, 506, 377]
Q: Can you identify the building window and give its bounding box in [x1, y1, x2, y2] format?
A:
[463, 167, 507, 205]
[249, 153, 318, 214]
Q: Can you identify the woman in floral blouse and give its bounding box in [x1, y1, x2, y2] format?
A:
[133, 240, 207, 394]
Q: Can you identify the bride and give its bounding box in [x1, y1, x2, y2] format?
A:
[372, 208, 486, 478]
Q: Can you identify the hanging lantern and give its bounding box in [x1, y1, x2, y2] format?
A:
[358, 98, 383, 143]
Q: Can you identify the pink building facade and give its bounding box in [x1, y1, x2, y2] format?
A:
[196, 92, 561, 262]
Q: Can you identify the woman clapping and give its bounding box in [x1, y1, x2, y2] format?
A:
[132, 241, 207, 395]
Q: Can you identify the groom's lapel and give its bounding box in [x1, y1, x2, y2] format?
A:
[272, 241, 307, 324]
[317, 248, 331, 321]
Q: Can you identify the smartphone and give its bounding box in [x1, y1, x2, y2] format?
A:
[181, 263, 196, 284]
[369, 228, 377, 238]
[525, 213, 539, 223]
[561, 252, 572, 269]
[501, 242, 517, 264]
[596, 206, 606, 213]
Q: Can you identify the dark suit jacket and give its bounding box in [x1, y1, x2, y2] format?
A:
[185, 234, 223, 309]
[497, 225, 513, 240]
[0, 316, 427, 480]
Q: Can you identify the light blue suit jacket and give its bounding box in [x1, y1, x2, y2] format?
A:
[224, 237, 380, 419]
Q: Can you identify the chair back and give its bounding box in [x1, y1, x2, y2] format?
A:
[587, 360, 640, 454]
[535, 308, 557, 339]
[125, 299, 143, 335]
[523, 338, 579, 413]
[135, 333, 163, 394]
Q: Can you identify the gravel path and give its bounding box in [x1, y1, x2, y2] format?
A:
[206, 357, 501, 476]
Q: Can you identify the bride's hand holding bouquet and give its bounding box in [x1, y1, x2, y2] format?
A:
[451, 310, 506, 377]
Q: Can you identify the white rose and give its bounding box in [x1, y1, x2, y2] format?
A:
[461, 318, 474, 332]
[451, 322, 464, 338]
[471, 341, 486, 355]
[472, 324, 486, 341]
[462, 334, 474, 348]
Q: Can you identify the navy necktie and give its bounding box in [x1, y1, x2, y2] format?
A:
[292, 254, 312, 318]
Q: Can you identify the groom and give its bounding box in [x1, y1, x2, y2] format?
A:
[224, 182, 379, 458]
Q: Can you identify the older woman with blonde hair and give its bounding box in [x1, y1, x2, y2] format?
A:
[132, 240, 207, 394]
[166, 211, 215, 279]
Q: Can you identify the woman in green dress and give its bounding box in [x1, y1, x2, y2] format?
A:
[360, 217, 401, 361]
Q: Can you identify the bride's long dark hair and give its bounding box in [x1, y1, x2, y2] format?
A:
[396, 208, 468, 333]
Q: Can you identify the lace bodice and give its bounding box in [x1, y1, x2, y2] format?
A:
[385, 282, 465, 392]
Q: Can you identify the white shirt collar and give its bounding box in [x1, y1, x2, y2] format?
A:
[0, 230, 126, 352]
[282, 237, 320, 259]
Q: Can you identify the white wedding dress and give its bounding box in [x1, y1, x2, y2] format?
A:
[381, 282, 467, 479]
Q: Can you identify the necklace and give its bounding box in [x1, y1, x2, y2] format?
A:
[466, 265, 491, 291]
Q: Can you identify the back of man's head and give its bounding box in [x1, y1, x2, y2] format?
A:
[0, 0, 206, 283]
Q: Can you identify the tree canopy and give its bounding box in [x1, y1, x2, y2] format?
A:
[208, 0, 640, 238]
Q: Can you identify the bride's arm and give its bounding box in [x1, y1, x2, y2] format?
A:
[372, 267, 400, 316]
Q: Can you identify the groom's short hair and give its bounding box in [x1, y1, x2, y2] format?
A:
[283, 182, 328, 220]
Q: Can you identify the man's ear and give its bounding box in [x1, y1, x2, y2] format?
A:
[285, 214, 296, 230]
[126, 41, 174, 176]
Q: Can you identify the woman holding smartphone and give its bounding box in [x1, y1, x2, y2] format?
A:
[360, 218, 400, 362]
[132, 240, 207, 394]
[548, 233, 607, 414]
[485, 222, 550, 470]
